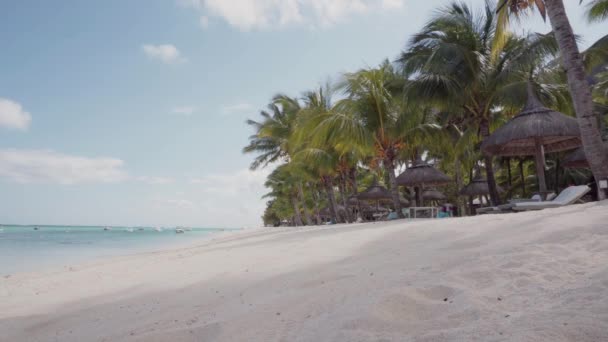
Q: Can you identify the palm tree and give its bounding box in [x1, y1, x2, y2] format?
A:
[244, 95, 318, 225]
[587, 0, 608, 22]
[263, 165, 304, 226]
[400, 1, 559, 205]
[329, 61, 410, 216]
[497, 0, 608, 200]
[291, 86, 345, 224]
[243, 95, 300, 170]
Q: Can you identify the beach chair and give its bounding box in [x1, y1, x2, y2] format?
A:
[511, 185, 591, 211]
[476, 193, 555, 215]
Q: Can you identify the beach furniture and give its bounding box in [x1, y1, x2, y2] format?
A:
[511, 185, 590, 211]
[476, 192, 562, 214]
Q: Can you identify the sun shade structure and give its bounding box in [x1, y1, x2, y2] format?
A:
[422, 188, 447, 201]
[459, 176, 504, 197]
[563, 143, 608, 169]
[481, 84, 581, 194]
[396, 160, 451, 187]
[357, 182, 393, 201]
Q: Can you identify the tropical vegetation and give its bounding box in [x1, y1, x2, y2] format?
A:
[244, 1, 608, 226]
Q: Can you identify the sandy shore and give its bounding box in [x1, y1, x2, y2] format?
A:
[2, 202, 608, 341]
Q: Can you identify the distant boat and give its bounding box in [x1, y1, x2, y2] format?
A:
[137, 228, 145, 231]
[175, 228, 185, 234]
[33, 227, 39, 230]
[104, 227, 112, 231]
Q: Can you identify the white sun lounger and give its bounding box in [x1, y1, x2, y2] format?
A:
[511, 185, 591, 211]
[476, 194, 547, 214]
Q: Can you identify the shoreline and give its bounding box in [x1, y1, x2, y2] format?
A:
[2, 202, 608, 341]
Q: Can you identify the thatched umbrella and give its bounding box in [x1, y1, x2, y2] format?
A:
[396, 160, 451, 206]
[357, 182, 408, 211]
[422, 188, 447, 201]
[481, 84, 581, 195]
[357, 182, 393, 201]
[459, 177, 504, 197]
[563, 143, 608, 169]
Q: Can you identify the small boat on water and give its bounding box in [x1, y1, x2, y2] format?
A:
[137, 228, 145, 231]
[175, 228, 185, 234]
[104, 227, 112, 231]
[33, 227, 39, 230]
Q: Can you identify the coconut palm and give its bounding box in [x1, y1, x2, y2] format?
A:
[497, 0, 608, 199]
[243, 94, 301, 170]
[399, 1, 559, 205]
[327, 61, 411, 216]
[586, 0, 608, 22]
[291, 86, 346, 224]
[263, 164, 311, 226]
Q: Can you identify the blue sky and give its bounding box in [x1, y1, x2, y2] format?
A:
[0, 0, 602, 228]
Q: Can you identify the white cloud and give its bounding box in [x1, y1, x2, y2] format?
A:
[187, 167, 270, 227]
[136, 176, 175, 185]
[0, 149, 128, 184]
[178, 0, 405, 30]
[142, 44, 185, 64]
[171, 106, 196, 115]
[200, 16, 210, 29]
[0, 98, 32, 131]
[221, 103, 253, 115]
[190, 168, 269, 196]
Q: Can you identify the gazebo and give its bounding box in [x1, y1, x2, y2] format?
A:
[481, 83, 581, 196]
[396, 160, 451, 206]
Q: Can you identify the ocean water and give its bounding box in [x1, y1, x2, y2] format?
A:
[0, 225, 236, 275]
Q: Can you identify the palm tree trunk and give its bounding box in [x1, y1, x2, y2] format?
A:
[312, 188, 322, 225]
[349, 167, 361, 220]
[297, 182, 313, 226]
[384, 157, 404, 218]
[454, 158, 465, 217]
[291, 194, 303, 227]
[338, 173, 352, 223]
[322, 176, 339, 223]
[480, 119, 502, 205]
[545, 0, 608, 200]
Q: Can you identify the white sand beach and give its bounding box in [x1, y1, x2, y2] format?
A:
[2, 202, 608, 342]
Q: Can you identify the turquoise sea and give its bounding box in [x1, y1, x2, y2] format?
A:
[0, 225, 235, 275]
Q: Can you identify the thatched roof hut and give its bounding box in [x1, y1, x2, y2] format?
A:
[460, 177, 504, 197]
[396, 160, 451, 187]
[422, 188, 447, 201]
[481, 83, 581, 194]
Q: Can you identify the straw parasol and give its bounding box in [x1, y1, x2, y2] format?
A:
[396, 160, 452, 187]
[481, 83, 581, 194]
[459, 176, 504, 197]
[396, 160, 451, 206]
[357, 182, 409, 210]
[357, 182, 393, 201]
[422, 188, 447, 201]
[563, 143, 608, 169]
